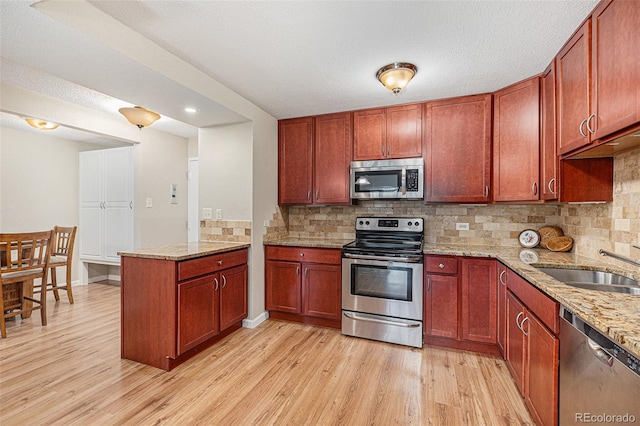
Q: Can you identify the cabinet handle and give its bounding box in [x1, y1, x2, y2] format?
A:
[515, 311, 524, 329]
[548, 178, 556, 195]
[296, 266, 300, 276]
[304, 268, 308, 277]
[222, 274, 227, 288]
[427, 278, 431, 291]
[499, 270, 506, 286]
[579, 118, 588, 138]
[307, 191, 311, 201]
[520, 317, 530, 336]
[129, 201, 133, 209]
[485, 185, 489, 198]
[315, 190, 319, 200]
[214, 277, 219, 291]
[218, 260, 223, 266]
[531, 182, 537, 196]
[438, 263, 445, 269]
[586, 113, 596, 134]
[387, 145, 390, 156]
[299, 253, 304, 257]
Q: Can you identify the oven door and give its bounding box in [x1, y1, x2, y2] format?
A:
[342, 255, 423, 321]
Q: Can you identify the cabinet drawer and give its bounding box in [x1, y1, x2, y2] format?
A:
[178, 249, 248, 282]
[507, 269, 559, 334]
[425, 256, 458, 275]
[265, 245, 341, 265]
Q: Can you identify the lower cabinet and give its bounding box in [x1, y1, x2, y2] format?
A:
[504, 270, 559, 426]
[496, 262, 508, 355]
[121, 248, 248, 371]
[424, 256, 498, 355]
[265, 245, 341, 328]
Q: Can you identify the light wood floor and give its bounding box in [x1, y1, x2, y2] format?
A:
[0, 284, 534, 425]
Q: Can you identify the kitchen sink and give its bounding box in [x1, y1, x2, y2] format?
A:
[536, 267, 640, 295]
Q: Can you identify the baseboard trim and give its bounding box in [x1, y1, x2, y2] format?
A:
[242, 311, 269, 329]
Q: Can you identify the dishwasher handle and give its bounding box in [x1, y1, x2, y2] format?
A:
[587, 338, 614, 367]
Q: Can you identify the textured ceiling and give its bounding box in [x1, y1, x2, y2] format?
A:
[1, 0, 599, 142]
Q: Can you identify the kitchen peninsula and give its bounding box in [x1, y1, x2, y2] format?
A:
[119, 241, 250, 371]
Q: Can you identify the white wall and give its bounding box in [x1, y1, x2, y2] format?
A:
[0, 126, 101, 284]
[198, 123, 252, 221]
[133, 128, 189, 249]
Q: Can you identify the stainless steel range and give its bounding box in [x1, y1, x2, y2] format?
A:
[342, 217, 424, 348]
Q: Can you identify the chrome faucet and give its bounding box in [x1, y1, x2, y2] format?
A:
[599, 248, 640, 268]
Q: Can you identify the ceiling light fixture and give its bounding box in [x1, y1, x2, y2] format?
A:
[184, 107, 197, 113]
[118, 106, 161, 129]
[25, 118, 59, 130]
[376, 62, 418, 95]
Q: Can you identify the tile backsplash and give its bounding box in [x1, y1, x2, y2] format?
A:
[200, 220, 252, 243]
[264, 148, 640, 265]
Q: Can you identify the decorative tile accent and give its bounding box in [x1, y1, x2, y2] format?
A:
[200, 220, 252, 243]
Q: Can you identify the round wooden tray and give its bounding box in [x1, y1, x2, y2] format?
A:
[538, 225, 564, 249]
[547, 236, 574, 252]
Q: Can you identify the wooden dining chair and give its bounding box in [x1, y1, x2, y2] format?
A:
[46, 226, 77, 304]
[0, 230, 53, 338]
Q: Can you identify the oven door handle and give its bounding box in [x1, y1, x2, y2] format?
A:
[343, 312, 421, 328]
[343, 253, 422, 263]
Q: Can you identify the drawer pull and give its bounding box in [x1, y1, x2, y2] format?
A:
[218, 260, 223, 266]
[438, 263, 445, 269]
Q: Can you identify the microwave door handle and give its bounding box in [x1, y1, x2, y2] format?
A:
[401, 168, 407, 195]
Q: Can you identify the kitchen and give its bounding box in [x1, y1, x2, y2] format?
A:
[1, 0, 640, 424]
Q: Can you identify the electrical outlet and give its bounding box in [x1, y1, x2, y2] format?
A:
[456, 222, 470, 231]
[202, 208, 213, 219]
[145, 198, 153, 208]
[216, 209, 223, 220]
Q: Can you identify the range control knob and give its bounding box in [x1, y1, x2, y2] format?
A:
[365, 221, 370, 225]
[358, 220, 364, 225]
[407, 221, 413, 226]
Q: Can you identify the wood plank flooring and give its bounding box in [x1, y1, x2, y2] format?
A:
[0, 284, 534, 425]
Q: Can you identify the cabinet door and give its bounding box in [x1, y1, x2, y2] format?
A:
[314, 112, 352, 204]
[525, 313, 559, 426]
[424, 274, 458, 339]
[278, 117, 313, 204]
[302, 263, 341, 321]
[493, 77, 540, 201]
[557, 20, 592, 155]
[425, 94, 492, 202]
[353, 108, 386, 160]
[541, 62, 558, 200]
[591, 0, 640, 140]
[460, 258, 497, 344]
[177, 275, 219, 354]
[386, 104, 422, 159]
[496, 263, 508, 356]
[506, 291, 526, 394]
[265, 260, 302, 314]
[219, 264, 248, 331]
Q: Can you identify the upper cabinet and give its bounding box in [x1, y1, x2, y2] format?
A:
[424, 94, 492, 203]
[540, 62, 558, 201]
[278, 113, 352, 205]
[353, 103, 422, 160]
[493, 77, 541, 202]
[557, 0, 640, 156]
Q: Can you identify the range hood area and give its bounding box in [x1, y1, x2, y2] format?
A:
[568, 126, 640, 159]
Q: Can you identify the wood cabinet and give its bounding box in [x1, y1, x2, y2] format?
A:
[121, 248, 248, 371]
[424, 94, 492, 203]
[505, 269, 559, 426]
[79, 146, 134, 265]
[424, 256, 458, 339]
[265, 245, 341, 328]
[493, 77, 541, 202]
[540, 62, 558, 200]
[353, 103, 422, 160]
[558, 0, 640, 156]
[278, 113, 351, 205]
[460, 258, 497, 344]
[424, 256, 498, 356]
[496, 262, 508, 356]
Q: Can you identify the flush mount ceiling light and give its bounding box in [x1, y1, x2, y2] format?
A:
[118, 106, 161, 129]
[25, 117, 59, 130]
[376, 62, 418, 95]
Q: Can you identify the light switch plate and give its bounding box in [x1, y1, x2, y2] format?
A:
[145, 198, 153, 208]
[456, 223, 470, 231]
[202, 208, 213, 219]
[170, 183, 178, 204]
[216, 209, 222, 220]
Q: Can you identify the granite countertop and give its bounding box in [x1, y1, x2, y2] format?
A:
[266, 237, 640, 359]
[118, 241, 251, 261]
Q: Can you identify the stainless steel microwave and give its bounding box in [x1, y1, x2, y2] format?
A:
[350, 158, 424, 200]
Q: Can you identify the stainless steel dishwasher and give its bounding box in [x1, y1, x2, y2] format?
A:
[559, 306, 640, 425]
